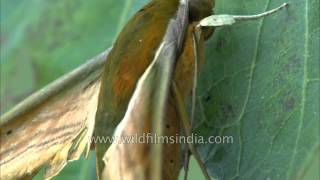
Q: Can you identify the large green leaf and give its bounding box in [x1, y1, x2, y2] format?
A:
[0, 0, 147, 114]
[1, 0, 318, 179]
[195, 0, 319, 179]
[1, 0, 147, 179]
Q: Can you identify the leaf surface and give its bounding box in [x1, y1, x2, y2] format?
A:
[195, 0, 319, 179]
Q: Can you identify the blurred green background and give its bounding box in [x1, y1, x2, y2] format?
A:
[1, 0, 319, 179]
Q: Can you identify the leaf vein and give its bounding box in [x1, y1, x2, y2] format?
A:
[286, 0, 309, 179]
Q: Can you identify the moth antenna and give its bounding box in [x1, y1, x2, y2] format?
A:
[233, 3, 289, 21]
[200, 3, 289, 27]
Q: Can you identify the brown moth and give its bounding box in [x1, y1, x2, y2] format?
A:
[101, 1, 191, 179]
[0, 0, 194, 178]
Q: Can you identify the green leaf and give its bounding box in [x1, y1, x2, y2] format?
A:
[1, 0, 147, 179]
[0, 0, 148, 114]
[195, 0, 319, 179]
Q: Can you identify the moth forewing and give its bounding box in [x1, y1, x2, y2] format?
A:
[0, 49, 110, 180]
[102, 1, 189, 180]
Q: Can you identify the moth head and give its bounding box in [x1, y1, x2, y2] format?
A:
[189, 0, 214, 22]
[189, 0, 215, 40]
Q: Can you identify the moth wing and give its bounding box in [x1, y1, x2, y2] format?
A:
[102, 1, 189, 179]
[0, 49, 110, 180]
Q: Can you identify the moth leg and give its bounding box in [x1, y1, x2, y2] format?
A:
[182, 28, 201, 180]
[172, 82, 210, 180]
